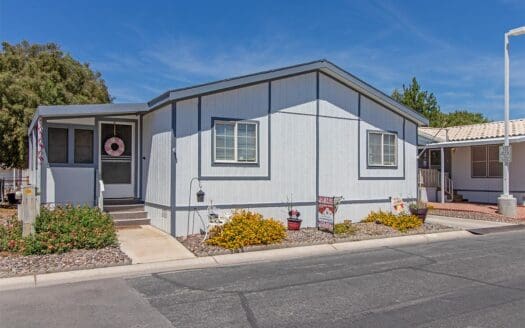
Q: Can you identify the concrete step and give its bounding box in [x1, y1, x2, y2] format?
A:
[109, 211, 148, 220]
[104, 204, 145, 212]
[113, 218, 151, 227]
[104, 198, 143, 206]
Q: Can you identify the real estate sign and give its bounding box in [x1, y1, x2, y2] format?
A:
[317, 196, 335, 233]
[391, 197, 405, 215]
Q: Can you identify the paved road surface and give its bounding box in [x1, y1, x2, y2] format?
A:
[2, 230, 525, 328]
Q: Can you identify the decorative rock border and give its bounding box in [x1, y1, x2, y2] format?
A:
[178, 223, 457, 257]
[0, 246, 131, 278]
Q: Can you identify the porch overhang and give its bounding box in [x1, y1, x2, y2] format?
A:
[423, 135, 525, 149]
[28, 103, 148, 134]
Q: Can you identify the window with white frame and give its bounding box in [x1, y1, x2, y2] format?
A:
[367, 131, 397, 167]
[214, 120, 258, 164]
[471, 145, 502, 178]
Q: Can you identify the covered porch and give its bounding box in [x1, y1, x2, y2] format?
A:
[27, 103, 148, 208]
[418, 135, 525, 205]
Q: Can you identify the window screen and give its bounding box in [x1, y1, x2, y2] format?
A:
[74, 129, 94, 163]
[367, 131, 397, 167]
[471, 145, 502, 178]
[368, 133, 382, 166]
[237, 123, 257, 162]
[214, 120, 258, 164]
[215, 122, 235, 161]
[48, 128, 68, 163]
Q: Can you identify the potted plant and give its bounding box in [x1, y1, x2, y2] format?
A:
[409, 201, 428, 222]
[286, 195, 302, 230]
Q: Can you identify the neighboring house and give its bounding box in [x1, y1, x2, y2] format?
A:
[418, 119, 525, 204]
[26, 60, 428, 237]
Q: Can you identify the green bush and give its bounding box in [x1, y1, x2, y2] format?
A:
[362, 210, 422, 232]
[0, 216, 23, 253]
[0, 206, 118, 255]
[334, 220, 357, 235]
[206, 210, 286, 250]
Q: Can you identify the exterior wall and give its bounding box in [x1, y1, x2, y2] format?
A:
[451, 142, 525, 203]
[45, 167, 95, 205]
[142, 105, 172, 232]
[171, 71, 418, 237]
[41, 117, 97, 205]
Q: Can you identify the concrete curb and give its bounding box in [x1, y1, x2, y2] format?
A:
[0, 230, 472, 291]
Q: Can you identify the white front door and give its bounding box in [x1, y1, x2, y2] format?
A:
[99, 121, 135, 198]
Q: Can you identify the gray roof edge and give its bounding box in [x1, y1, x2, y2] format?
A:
[149, 59, 428, 125]
[147, 59, 326, 107]
[321, 61, 429, 125]
[28, 103, 148, 134]
[424, 135, 525, 148]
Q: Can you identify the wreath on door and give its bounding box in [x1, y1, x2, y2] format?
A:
[104, 136, 125, 157]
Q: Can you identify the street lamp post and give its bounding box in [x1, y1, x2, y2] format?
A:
[498, 26, 525, 217]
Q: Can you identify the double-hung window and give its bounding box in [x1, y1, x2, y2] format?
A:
[367, 131, 397, 167]
[214, 120, 258, 164]
[471, 145, 502, 178]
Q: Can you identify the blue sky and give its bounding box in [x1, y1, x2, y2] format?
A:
[1, 0, 525, 120]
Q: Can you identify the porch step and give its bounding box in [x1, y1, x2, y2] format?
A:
[109, 211, 148, 220]
[452, 191, 468, 202]
[104, 198, 143, 206]
[103, 199, 149, 227]
[104, 204, 145, 212]
[112, 218, 151, 227]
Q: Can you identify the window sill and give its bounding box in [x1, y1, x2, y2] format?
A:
[212, 161, 260, 167]
[367, 165, 398, 170]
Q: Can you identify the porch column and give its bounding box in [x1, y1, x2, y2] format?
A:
[440, 147, 445, 203]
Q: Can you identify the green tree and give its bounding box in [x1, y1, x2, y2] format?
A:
[391, 77, 443, 127]
[442, 110, 489, 126]
[0, 41, 111, 168]
[392, 77, 489, 127]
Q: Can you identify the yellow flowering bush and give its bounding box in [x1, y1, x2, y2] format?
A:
[334, 220, 357, 235]
[206, 210, 286, 250]
[362, 210, 422, 232]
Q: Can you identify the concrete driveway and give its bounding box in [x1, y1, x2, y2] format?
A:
[118, 225, 195, 264]
[427, 214, 515, 230]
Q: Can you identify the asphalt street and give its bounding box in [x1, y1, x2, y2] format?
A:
[1, 230, 525, 327]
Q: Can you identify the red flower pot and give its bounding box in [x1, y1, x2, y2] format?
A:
[287, 218, 302, 230]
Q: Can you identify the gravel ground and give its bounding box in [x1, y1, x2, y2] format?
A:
[429, 209, 525, 224]
[0, 246, 131, 278]
[178, 222, 456, 257]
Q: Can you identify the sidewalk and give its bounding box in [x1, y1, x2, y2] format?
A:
[117, 225, 195, 264]
[426, 215, 515, 230]
[0, 230, 471, 292]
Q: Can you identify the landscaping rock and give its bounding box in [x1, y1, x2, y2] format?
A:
[178, 222, 456, 257]
[0, 246, 131, 278]
[429, 209, 524, 224]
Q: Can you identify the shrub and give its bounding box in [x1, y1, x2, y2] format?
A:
[206, 210, 286, 250]
[0, 215, 23, 253]
[362, 210, 422, 232]
[334, 220, 357, 235]
[0, 206, 118, 256]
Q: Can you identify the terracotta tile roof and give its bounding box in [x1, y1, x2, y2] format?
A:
[419, 119, 525, 142]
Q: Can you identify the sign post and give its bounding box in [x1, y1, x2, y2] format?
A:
[317, 196, 343, 234]
[19, 187, 39, 237]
